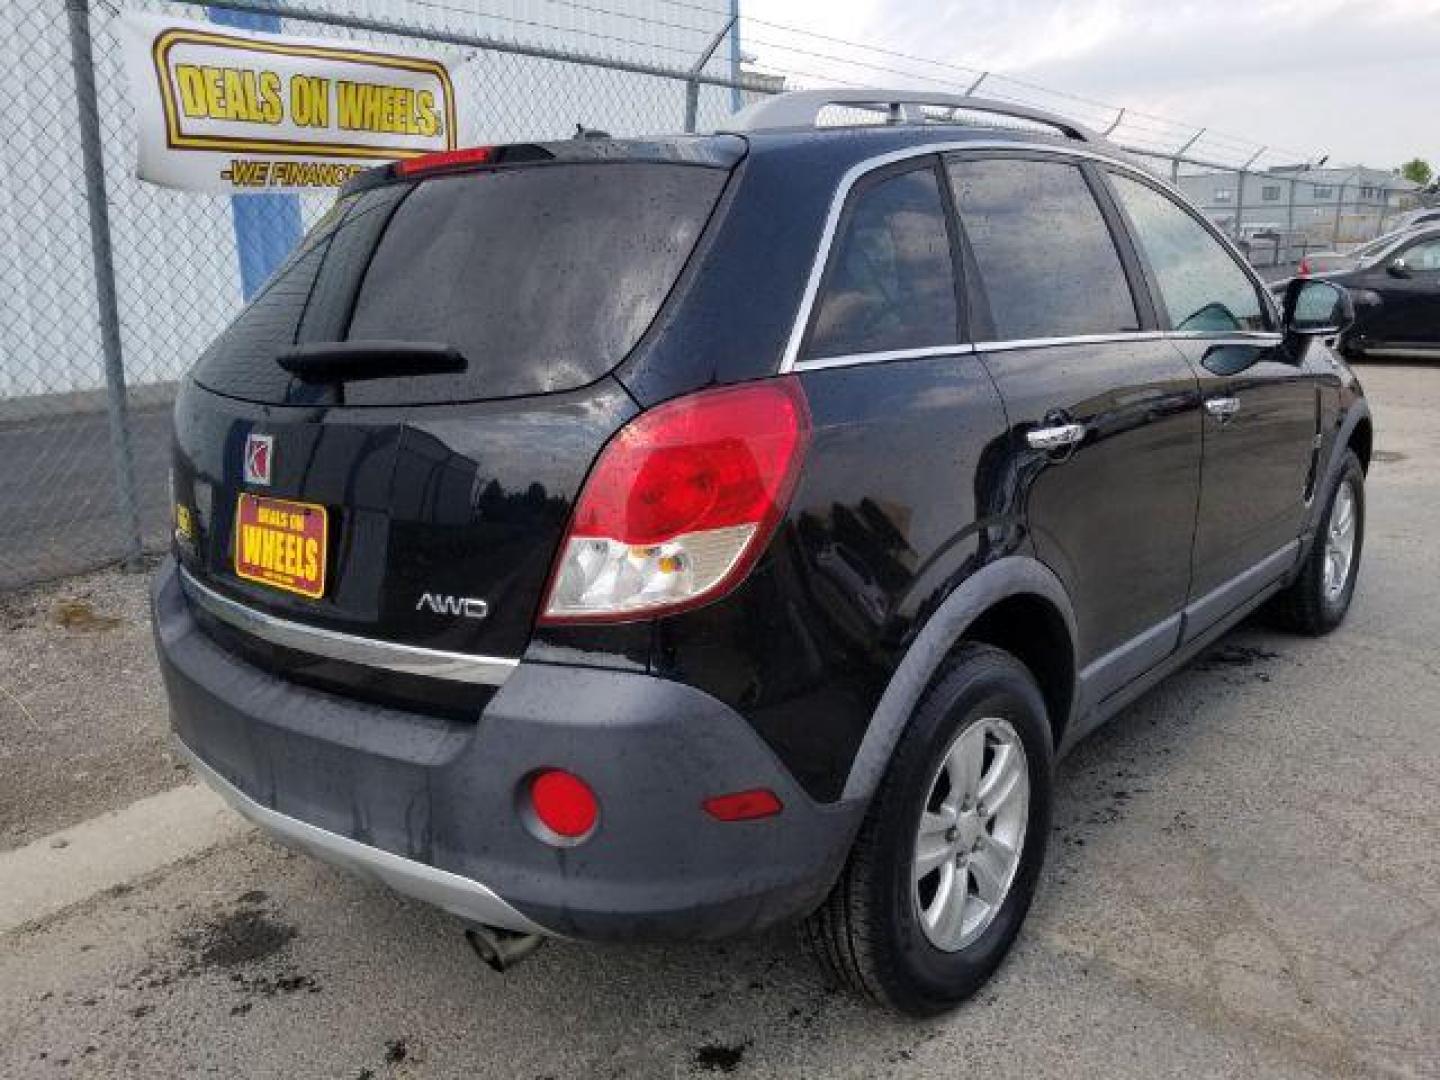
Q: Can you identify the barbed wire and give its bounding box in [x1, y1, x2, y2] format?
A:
[199, 0, 1343, 169]
[396, 0, 712, 60]
[442, 0, 1326, 168]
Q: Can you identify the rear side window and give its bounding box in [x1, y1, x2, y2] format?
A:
[1107, 173, 1271, 333]
[192, 163, 726, 406]
[947, 157, 1138, 340]
[805, 166, 958, 360]
[1398, 238, 1440, 272]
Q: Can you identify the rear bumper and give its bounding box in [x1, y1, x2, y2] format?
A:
[174, 737, 547, 935]
[152, 557, 863, 940]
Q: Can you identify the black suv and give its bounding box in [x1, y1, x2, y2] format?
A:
[153, 89, 1372, 1015]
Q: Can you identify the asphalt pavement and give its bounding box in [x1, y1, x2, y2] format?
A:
[1, 363, 1437, 1079]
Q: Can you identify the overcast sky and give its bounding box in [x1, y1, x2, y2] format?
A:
[740, 0, 1438, 171]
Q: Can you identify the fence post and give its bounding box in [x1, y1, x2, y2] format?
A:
[66, 0, 142, 570]
[1333, 174, 1350, 248]
[1172, 127, 1205, 184]
[1233, 146, 1265, 245]
[1233, 168, 1245, 241]
[683, 13, 737, 133]
[1285, 173, 1298, 264]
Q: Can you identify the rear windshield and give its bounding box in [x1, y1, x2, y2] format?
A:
[191, 162, 728, 406]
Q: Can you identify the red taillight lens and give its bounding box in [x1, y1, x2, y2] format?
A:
[540, 379, 810, 624]
[528, 769, 599, 840]
[394, 146, 495, 177]
[703, 789, 783, 822]
[1298, 258, 1310, 276]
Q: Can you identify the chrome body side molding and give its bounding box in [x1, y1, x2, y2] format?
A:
[179, 567, 519, 687]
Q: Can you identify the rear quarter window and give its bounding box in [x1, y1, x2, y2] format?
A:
[804, 165, 959, 360]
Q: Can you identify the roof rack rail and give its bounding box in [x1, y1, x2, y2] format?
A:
[722, 87, 1096, 143]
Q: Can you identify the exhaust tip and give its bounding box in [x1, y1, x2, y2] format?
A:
[465, 925, 547, 973]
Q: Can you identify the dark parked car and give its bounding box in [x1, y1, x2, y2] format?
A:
[1294, 227, 1440, 360]
[153, 88, 1372, 1015]
[1292, 224, 1429, 276]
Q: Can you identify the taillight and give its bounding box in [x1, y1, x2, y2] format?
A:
[540, 379, 811, 624]
[1298, 258, 1310, 276]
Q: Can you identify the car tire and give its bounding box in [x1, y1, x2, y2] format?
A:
[802, 643, 1053, 1016]
[1270, 450, 1365, 636]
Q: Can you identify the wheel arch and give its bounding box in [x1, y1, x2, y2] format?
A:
[1347, 414, 1373, 474]
[841, 557, 1078, 803]
[1302, 399, 1373, 550]
[963, 594, 1075, 751]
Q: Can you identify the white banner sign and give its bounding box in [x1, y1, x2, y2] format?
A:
[119, 13, 469, 194]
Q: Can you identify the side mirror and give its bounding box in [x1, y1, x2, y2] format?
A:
[1388, 258, 1411, 279]
[1282, 278, 1354, 336]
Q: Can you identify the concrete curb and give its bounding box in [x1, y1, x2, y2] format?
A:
[0, 782, 250, 935]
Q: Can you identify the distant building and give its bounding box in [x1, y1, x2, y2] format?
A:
[1176, 165, 1419, 245]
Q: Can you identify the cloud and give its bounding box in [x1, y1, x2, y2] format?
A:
[740, 0, 1440, 168]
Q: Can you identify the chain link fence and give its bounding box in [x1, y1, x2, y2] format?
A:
[1, 0, 753, 589]
[0, 0, 1421, 588]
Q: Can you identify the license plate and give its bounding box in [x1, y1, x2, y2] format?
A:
[233, 493, 328, 599]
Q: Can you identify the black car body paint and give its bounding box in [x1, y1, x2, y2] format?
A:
[155, 119, 1373, 944]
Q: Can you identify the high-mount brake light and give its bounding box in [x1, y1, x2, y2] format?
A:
[540, 379, 811, 624]
[394, 146, 496, 177]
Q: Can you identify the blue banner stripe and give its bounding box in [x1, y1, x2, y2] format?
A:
[206, 6, 303, 300]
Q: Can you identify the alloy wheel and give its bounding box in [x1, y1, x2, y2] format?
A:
[913, 717, 1029, 952]
[1323, 478, 1358, 602]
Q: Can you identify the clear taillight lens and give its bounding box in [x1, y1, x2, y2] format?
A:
[539, 379, 810, 624]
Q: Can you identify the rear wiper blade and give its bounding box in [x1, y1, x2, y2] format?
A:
[278, 341, 466, 382]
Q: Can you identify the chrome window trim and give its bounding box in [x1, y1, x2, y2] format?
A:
[780, 140, 1282, 374]
[800, 343, 976, 371]
[1362, 346, 1440, 359]
[179, 567, 519, 687]
[780, 139, 1198, 374]
[1169, 331, 1284, 346]
[972, 331, 1169, 355]
[1168, 330, 1283, 341]
[791, 329, 1286, 374]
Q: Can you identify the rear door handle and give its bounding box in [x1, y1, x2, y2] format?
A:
[1205, 396, 1241, 421]
[1026, 422, 1087, 451]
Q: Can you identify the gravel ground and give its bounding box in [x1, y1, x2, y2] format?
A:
[1, 362, 1437, 1078]
[0, 555, 182, 849]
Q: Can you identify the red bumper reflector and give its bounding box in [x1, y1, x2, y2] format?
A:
[703, 789, 783, 822]
[529, 769, 598, 839]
